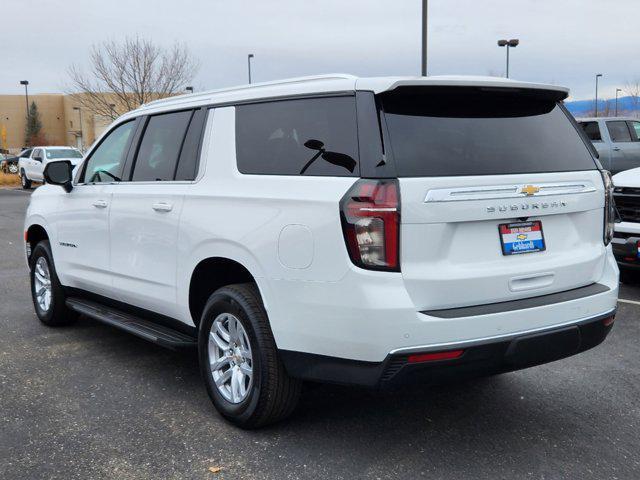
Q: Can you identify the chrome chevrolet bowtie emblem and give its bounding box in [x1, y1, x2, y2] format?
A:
[520, 185, 540, 196]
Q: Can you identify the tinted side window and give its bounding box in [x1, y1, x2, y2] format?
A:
[131, 111, 193, 182]
[580, 121, 602, 141]
[630, 121, 640, 141]
[235, 97, 358, 176]
[82, 120, 136, 183]
[20, 149, 32, 158]
[607, 121, 632, 142]
[175, 108, 207, 181]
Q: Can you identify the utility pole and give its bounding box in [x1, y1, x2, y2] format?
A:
[73, 107, 84, 151]
[497, 39, 519, 78]
[595, 74, 603, 117]
[248, 54, 254, 84]
[20, 80, 30, 129]
[615, 88, 622, 116]
[421, 0, 428, 76]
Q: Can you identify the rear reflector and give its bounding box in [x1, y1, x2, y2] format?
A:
[407, 350, 464, 364]
[602, 315, 615, 327]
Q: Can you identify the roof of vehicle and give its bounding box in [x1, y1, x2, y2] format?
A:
[27, 146, 80, 150]
[125, 74, 571, 119]
[577, 116, 638, 122]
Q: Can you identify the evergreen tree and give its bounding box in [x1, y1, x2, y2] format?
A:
[24, 102, 43, 146]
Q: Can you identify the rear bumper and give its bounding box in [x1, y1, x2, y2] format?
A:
[280, 309, 616, 388]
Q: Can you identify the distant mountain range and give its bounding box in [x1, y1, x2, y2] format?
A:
[565, 96, 639, 117]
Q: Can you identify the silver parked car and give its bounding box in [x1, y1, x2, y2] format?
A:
[577, 117, 640, 174]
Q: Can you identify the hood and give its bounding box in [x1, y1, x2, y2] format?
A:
[613, 167, 640, 188]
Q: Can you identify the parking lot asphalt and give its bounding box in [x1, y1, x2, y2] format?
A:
[1, 187, 639, 480]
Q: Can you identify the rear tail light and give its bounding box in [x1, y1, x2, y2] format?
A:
[601, 170, 615, 246]
[340, 179, 400, 271]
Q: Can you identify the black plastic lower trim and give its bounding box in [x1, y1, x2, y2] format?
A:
[421, 283, 610, 318]
[64, 287, 197, 338]
[66, 297, 197, 350]
[279, 310, 616, 388]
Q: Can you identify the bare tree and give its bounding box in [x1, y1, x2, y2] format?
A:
[624, 78, 640, 117]
[67, 37, 199, 120]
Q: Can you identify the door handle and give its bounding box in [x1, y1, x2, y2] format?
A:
[613, 147, 621, 151]
[92, 200, 108, 208]
[152, 202, 173, 212]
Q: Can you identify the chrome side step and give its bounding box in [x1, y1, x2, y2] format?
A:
[66, 298, 197, 349]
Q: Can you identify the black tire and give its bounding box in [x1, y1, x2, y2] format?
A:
[620, 267, 640, 285]
[29, 240, 77, 326]
[198, 283, 301, 429]
[21, 170, 31, 189]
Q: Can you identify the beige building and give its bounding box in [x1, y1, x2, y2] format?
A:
[0, 94, 111, 154]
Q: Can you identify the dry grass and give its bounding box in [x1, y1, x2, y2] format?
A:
[0, 171, 21, 187]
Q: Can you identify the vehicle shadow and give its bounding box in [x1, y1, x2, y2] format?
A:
[70, 314, 579, 440]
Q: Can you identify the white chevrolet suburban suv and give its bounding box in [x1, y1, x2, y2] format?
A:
[24, 74, 619, 428]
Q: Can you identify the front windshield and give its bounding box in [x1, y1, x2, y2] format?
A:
[46, 149, 83, 159]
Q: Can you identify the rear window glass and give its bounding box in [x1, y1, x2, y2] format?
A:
[235, 97, 358, 176]
[381, 88, 597, 177]
[579, 121, 602, 141]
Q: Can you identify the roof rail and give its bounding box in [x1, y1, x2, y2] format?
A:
[142, 73, 357, 108]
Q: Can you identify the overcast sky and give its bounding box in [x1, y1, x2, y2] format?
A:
[2, 0, 638, 101]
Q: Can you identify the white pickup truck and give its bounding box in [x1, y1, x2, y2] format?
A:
[18, 146, 83, 189]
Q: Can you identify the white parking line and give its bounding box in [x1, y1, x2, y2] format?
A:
[618, 298, 640, 306]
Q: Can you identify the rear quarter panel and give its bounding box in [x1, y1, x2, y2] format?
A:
[175, 107, 357, 330]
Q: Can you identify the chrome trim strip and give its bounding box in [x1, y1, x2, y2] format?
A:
[388, 308, 616, 356]
[425, 181, 597, 203]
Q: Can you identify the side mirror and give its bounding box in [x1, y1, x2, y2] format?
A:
[44, 160, 73, 193]
[33, 155, 43, 162]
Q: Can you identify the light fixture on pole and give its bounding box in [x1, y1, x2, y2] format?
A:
[595, 74, 603, 117]
[185, 86, 194, 94]
[497, 39, 519, 78]
[19, 80, 30, 126]
[615, 88, 622, 116]
[248, 54, 254, 84]
[73, 107, 84, 151]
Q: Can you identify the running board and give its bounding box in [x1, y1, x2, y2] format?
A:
[66, 298, 197, 349]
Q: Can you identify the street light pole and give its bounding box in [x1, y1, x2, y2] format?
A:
[19, 80, 30, 126]
[248, 54, 254, 84]
[497, 39, 519, 78]
[421, 0, 428, 76]
[73, 107, 83, 151]
[615, 88, 622, 116]
[595, 73, 603, 117]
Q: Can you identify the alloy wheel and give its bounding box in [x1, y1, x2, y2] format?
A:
[33, 256, 52, 312]
[208, 313, 253, 403]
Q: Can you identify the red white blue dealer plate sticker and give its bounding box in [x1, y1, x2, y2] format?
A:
[498, 221, 546, 255]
